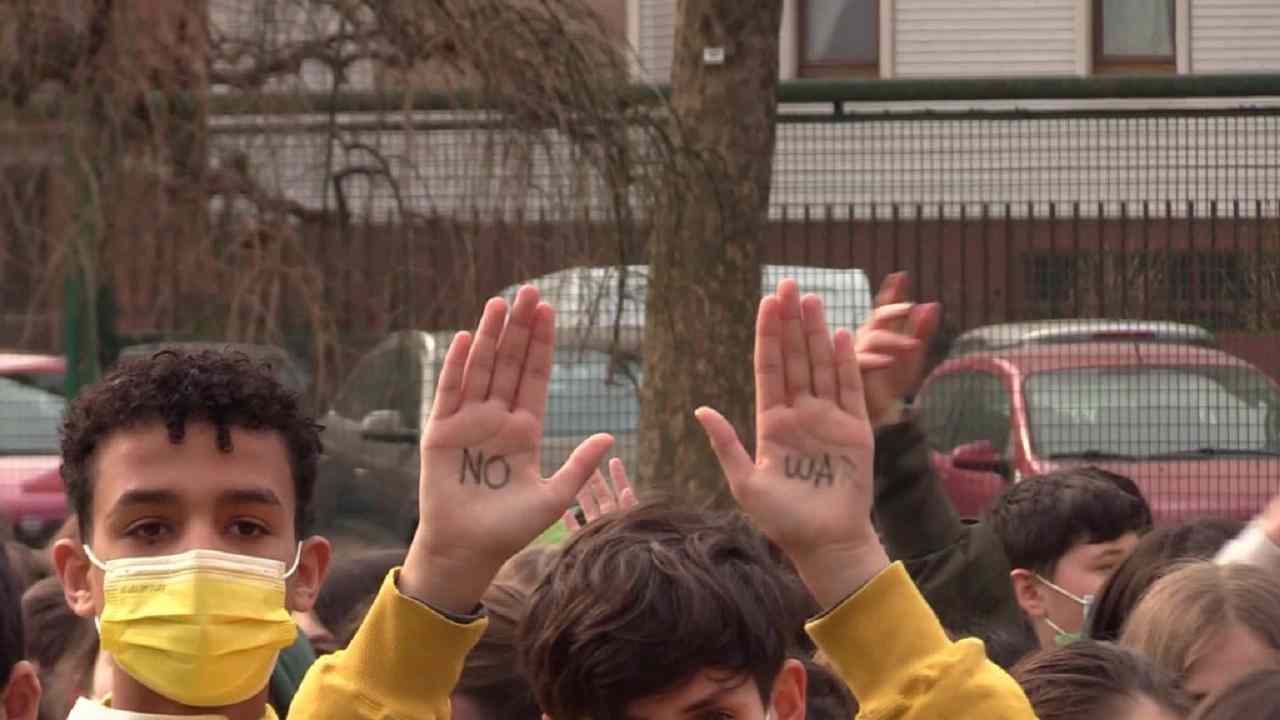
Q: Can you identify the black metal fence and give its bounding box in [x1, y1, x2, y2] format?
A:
[5, 75, 1280, 539]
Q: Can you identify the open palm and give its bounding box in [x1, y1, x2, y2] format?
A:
[418, 287, 613, 574]
[697, 280, 877, 565]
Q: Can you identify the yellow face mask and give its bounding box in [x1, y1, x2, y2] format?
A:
[83, 545, 301, 708]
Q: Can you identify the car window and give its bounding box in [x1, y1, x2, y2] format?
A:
[1025, 366, 1280, 458]
[951, 374, 1012, 454]
[333, 336, 424, 427]
[915, 374, 969, 451]
[0, 377, 65, 454]
[544, 349, 641, 436]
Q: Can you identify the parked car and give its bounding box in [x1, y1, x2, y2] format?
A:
[511, 264, 875, 353]
[0, 353, 69, 542]
[315, 332, 639, 545]
[915, 339, 1280, 523]
[946, 319, 1217, 357]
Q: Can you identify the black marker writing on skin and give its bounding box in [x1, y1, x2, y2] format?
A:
[461, 449, 512, 490]
[785, 454, 835, 487]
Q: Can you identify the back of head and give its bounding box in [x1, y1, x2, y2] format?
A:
[1191, 670, 1280, 720]
[454, 545, 558, 719]
[312, 546, 407, 636]
[1087, 517, 1244, 641]
[1011, 640, 1191, 720]
[519, 503, 798, 720]
[1121, 562, 1280, 680]
[988, 467, 1152, 573]
[0, 544, 21, 684]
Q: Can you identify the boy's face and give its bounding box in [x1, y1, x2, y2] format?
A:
[52, 421, 330, 705]
[1045, 531, 1140, 632]
[84, 421, 300, 568]
[601, 661, 806, 720]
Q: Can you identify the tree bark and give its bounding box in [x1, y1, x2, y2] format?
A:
[638, 1, 782, 508]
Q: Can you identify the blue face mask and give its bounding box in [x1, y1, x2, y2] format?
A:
[1035, 574, 1094, 646]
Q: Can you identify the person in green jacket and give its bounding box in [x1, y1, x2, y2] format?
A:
[860, 272, 1150, 662]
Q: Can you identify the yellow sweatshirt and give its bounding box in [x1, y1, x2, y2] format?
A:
[291, 562, 1036, 719]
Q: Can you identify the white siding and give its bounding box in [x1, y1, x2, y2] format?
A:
[895, 0, 1077, 77]
[1191, 0, 1280, 74]
[636, 0, 677, 83]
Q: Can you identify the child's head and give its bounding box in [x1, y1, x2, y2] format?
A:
[1121, 562, 1280, 703]
[988, 467, 1152, 647]
[59, 350, 322, 544]
[50, 350, 332, 713]
[453, 545, 558, 719]
[0, 542, 40, 720]
[1011, 640, 1190, 720]
[1086, 517, 1244, 642]
[1190, 670, 1280, 720]
[520, 504, 807, 720]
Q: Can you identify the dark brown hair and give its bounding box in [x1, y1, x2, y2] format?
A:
[519, 503, 799, 720]
[988, 466, 1152, 575]
[453, 544, 559, 719]
[313, 546, 407, 639]
[1012, 640, 1192, 720]
[1086, 517, 1243, 642]
[1191, 669, 1280, 720]
[60, 350, 322, 539]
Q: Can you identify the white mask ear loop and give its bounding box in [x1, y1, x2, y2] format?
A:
[82, 545, 108, 572]
[283, 542, 304, 579]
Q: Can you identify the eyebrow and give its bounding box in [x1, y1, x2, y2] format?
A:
[108, 489, 181, 519]
[679, 686, 736, 716]
[218, 488, 283, 507]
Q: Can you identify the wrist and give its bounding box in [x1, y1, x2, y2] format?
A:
[399, 535, 501, 616]
[790, 537, 891, 611]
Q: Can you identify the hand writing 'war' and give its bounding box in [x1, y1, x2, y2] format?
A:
[783, 453, 857, 488]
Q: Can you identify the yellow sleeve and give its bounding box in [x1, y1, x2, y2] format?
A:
[290, 568, 488, 720]
[805, 562, 1036, 720]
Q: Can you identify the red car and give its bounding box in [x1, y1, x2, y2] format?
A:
[914, 342, 1280, 523]
[0, 353, 68, 541]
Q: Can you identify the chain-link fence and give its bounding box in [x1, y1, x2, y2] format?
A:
[2, 1, 1279, 540]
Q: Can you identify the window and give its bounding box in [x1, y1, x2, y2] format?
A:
[1094, 0, 1176, 73]
[800, 0, 878, 78]
[951, 374, 1013, 454]
[332, 335, 424, 427]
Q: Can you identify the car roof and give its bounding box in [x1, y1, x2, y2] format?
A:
[950, 319, 1216, 355]
[0, 353, 66, 375]
[933, 342, 1258, 377]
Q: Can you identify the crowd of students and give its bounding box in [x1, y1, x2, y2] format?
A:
[3, 272, 1279, 719]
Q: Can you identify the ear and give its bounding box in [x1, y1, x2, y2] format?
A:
[3, 661, 41, 720]
[52, 538, 98, 619]
[287, 536, 332, 612]
[770, 658, 807, 720]
[1010, 568, 1046, 619]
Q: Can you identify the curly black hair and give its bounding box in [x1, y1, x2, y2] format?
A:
[60, 349, 321, 540]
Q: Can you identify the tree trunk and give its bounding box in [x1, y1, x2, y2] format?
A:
[638, 1, 782, 508]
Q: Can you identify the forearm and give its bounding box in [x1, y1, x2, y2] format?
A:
[872, 419, 966, 560]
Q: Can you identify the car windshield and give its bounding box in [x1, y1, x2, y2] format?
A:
[544, 349, 641, 436]
[1025, 366, 1280, 459]
[0, 376, 66, 454]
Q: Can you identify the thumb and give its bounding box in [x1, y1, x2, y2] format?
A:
[547, 433, 615, 510]
[694, 407, 754, 487]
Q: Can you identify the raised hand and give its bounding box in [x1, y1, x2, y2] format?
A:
[563, 457, 637, 533]
[400, 286, 614, 614]
[857, 272, 941, 427]
[696, 279, 890, 609]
